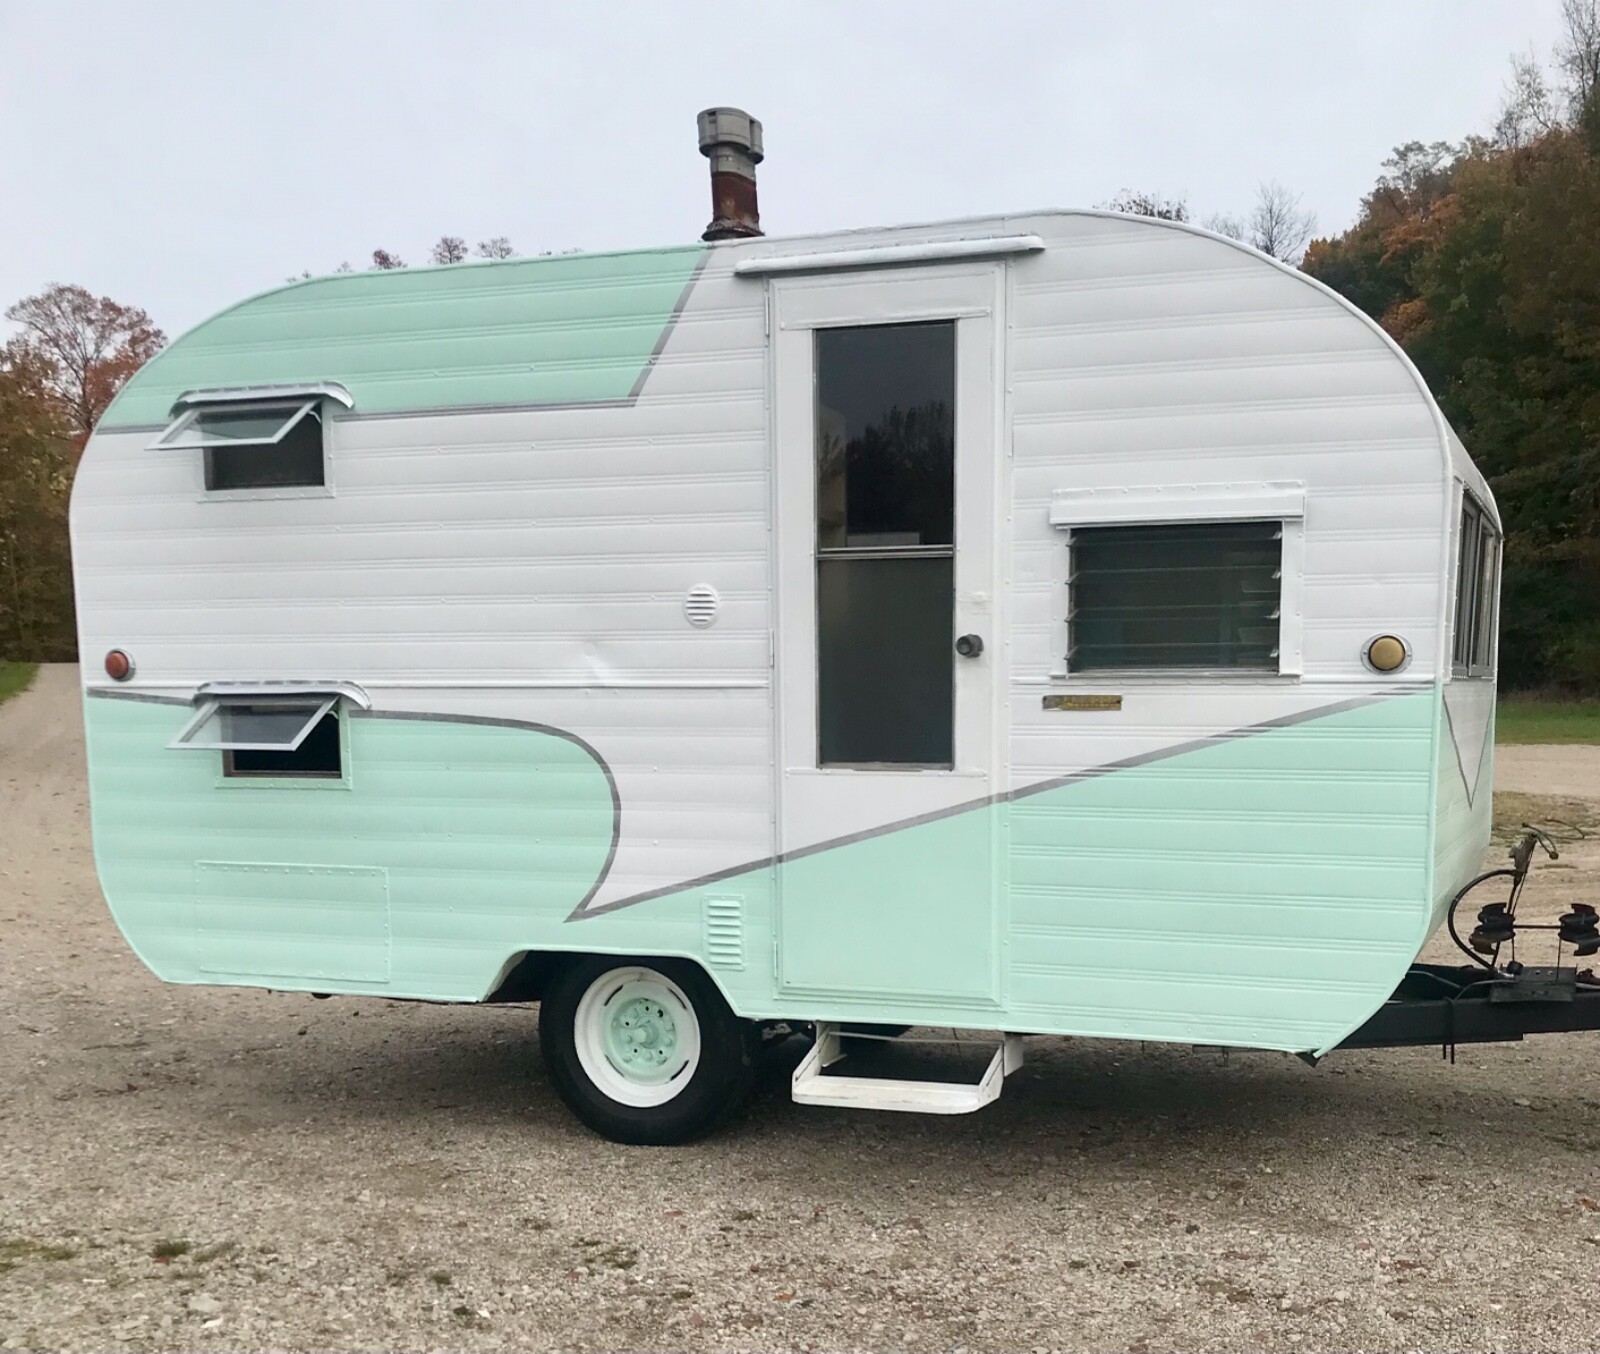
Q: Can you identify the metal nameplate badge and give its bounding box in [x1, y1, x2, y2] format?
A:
[1042, 694, 1123, 711]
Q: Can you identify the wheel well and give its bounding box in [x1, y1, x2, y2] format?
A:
[484, 951, 567, 1003]
[483, 950, 725, 1005]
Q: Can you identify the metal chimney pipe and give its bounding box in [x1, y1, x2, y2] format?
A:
[698, 107, 763, 241]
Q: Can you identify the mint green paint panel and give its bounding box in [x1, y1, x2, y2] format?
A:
[85, 697, 617, 999]
[88, 691, 1440, 1053]
[98, 246, 707, 430]
[777, 804, 997, 1001]
[590, 692, 1439, 1053]
[194, 861, 389, 983]
[1004, 694, 1435, 1053]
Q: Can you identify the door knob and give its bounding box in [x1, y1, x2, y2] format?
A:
[955, 633, 984, 658]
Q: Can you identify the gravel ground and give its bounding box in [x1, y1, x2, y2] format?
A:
[4, 665, 1600, 1353]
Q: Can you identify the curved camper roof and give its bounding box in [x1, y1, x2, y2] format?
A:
[95, 210, 1491, 528]
[96, 244, 710, 432]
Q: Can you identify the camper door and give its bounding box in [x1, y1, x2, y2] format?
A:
[771, 266, 1003, 1005]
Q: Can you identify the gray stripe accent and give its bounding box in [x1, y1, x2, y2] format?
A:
[568, 692, 1396, 920]
[626, 248, 710, 401]
[86, 687, 188, 705]
[98, 251, 712, 436]
[87, 688, 624, 918]
[1442, 685, 1493, 809]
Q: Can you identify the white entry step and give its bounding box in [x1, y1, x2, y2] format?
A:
[791, 1024, 1025, 1115]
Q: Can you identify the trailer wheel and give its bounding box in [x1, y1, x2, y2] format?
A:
[538, 956, 757, 1145]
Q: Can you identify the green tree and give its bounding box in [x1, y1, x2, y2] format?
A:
[1407, 136, 1600, 689]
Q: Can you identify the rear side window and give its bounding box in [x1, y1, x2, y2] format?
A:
[225, 708, 342, 778]
[1453, 494, 1499, 674]
[1068, 520, 1283, 671]
[169, 696, 343, 779]
[152, 398, 327, 491]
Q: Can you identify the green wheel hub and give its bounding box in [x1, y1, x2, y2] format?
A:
[604, 995, 680, 1078]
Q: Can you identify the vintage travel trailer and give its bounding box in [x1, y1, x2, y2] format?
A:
[73, 109, 1539, 1144]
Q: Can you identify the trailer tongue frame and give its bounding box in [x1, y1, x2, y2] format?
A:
[1337, 824, 1600, 1055]
[1339, 962, 1600, 1053]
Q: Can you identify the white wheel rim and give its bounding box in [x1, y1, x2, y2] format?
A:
[573, 966, 702, 1108]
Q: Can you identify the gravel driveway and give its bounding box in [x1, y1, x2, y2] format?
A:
[4, 665, 1600, 1352]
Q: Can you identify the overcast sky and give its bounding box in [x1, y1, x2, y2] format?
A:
[0, 0, 1570, 339]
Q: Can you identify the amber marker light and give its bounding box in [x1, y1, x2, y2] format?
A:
[104, 649, 134, 681]
[1365, 635, 1408, 673]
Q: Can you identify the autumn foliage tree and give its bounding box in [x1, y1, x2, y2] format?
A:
[5, 284, 165, 449]
[0, 283, 164, 659]
[0, 344, 77, 660]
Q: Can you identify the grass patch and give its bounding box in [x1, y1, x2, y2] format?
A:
[0, 1238, 79, 1272]
[150, 1239, 191, 1260]
[0, 661, 38, 706]
[1497, 697, 1600, 745]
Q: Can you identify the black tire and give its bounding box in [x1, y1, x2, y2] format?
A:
[538, 955, 758, 1145]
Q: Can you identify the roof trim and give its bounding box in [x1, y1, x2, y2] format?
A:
[733, 234, 1044, 276]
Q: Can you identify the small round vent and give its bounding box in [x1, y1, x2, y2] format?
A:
[684, 585, 720, 628]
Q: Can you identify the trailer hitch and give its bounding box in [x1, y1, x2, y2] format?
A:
[1448, 826, 1563, 971]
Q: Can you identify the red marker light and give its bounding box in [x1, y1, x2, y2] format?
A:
[104, 649, 133, 681]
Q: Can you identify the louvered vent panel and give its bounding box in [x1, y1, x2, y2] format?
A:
[684, 585, 720, 628]
[703, 896, 744, 970]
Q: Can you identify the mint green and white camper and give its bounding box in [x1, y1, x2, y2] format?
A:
[72, 111, 1514, 1143]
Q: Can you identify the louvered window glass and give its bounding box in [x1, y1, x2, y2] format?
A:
[1068, 521, 1283, 671]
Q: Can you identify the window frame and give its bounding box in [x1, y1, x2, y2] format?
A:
[169, 695, 339, 753]
[166, 682, 367, 789]
[152, 398, 320, 452]
[222, 706, 345, 782]
[1452, 489, 1500, 678]
[813, 319, 958, 769]
[1049, 485, 1305, 680]
[148, 382, 352, 502]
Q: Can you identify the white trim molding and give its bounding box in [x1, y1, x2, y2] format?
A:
[1049, 482, 1305, 528]
[735, 235, 1044, 277]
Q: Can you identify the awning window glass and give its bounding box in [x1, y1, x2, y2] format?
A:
[169, 696, 337, 752]
[153, 400, 318, 450]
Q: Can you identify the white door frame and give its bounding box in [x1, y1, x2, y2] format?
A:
[768, 264, 1006, 998]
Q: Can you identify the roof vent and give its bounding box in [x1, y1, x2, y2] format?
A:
[698, 108, 763, 241]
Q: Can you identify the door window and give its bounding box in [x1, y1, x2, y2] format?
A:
[814, 322, 955, 766]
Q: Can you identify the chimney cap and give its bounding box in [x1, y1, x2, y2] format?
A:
[698, 107, 763, 164]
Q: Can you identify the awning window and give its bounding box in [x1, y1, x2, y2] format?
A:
[169, 695, 338, 752]
[151, 400, 318, 451]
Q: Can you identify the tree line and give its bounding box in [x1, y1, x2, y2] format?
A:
[1304, 0, 1600, 691]
[1107, 0, 1600, 692]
